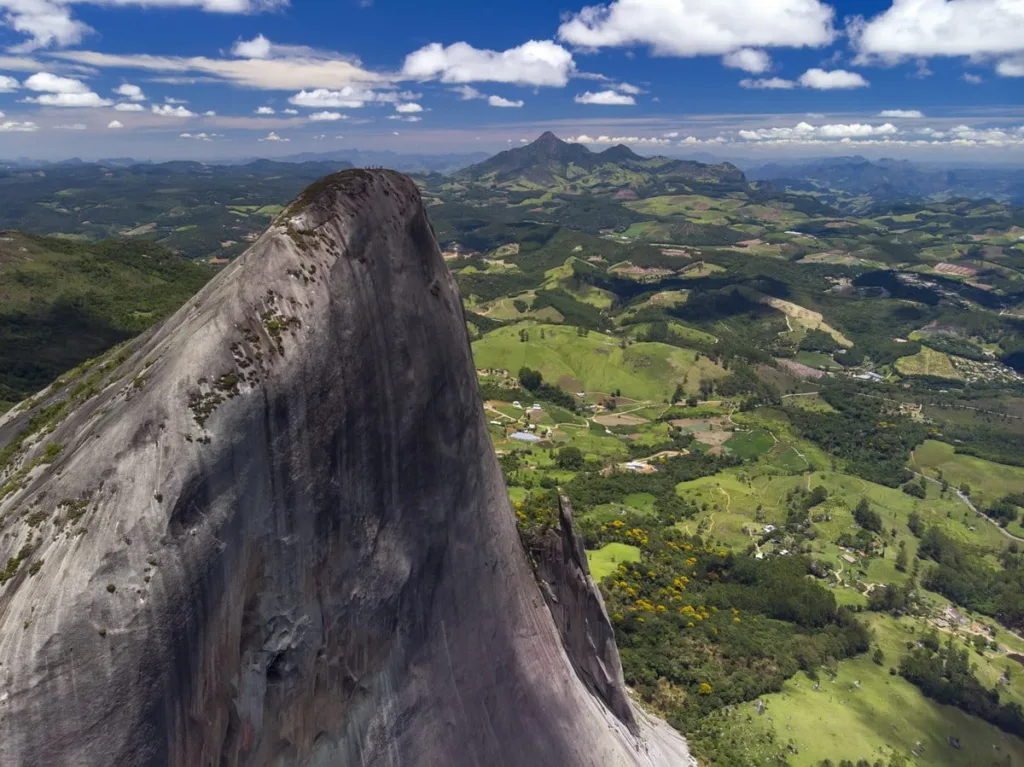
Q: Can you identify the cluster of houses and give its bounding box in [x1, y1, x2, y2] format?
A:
[511, 401, 543, 412]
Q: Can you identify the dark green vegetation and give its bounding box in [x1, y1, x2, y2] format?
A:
[899, 632, 1024, 738]
[786, 385, 929, 486]
[0, 159, 352, 259]
[916, 526, 1024, 631]
[5, 136, 1024, 765]
[0, 232, 210, 410]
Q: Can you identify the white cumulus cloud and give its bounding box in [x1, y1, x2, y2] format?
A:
[849, 0, 1024, 64]
[487, 95, 524, 107]
[450, 84, 484, 100]
[255, 105, 275, 114]
[996, 56, 1024, 77]
[557, 0, 835, 57]
[258, 130, 289, 142]
[309, 111, 347, 121]
[738, 121, 899, 140]
[678, 135, 728, 145]
[152, 104, 196, 117]
[114, 83, 145, 101]
[107, 119, 123, 129]
[232, 33, 272, 59]
[24, 92, 113, 106]
[25, 71, 87, 93]
[574, 89, 636, 105]
[722, 48, 772, 74]
[2, 0, 288, 52]
[818, 122, 898, 137]
[0, 121, 38, 132]
[114, 102, 145, 111]
[288, 86, 393, 108]
[878, 109, 923, 118]
[395, 102, 423, 113]
[0, 75, 19, 92]
[402, 40, 575, 87]
[566, 134, 670, 146]
[798, 68, 869, 89]
[22, 73, 114, 107]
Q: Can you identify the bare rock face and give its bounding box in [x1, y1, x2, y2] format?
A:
[0, 170, 695, 766]
[529, 494, 637, 732]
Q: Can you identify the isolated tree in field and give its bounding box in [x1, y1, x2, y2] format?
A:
[518, 367, 542, 391]
[556, 446, 585, 471]
[671, 383, 684, 404]
[806, 485, 829, 509]
[907, 510, 924, 537]
[895, 542, 908, 573]
[853, 498, 882, 533]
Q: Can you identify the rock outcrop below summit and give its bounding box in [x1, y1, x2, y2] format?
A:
[0, 169, 694, 766]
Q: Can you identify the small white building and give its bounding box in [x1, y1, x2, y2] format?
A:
[531, 403, 541, 411]
[512, 401, 523, 409]
[763, 524, 776, 534]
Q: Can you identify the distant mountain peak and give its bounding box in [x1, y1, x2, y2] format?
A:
[454, 130, 747, 190]
[535, 131, 564, 146]
[598, 144, 642, 163]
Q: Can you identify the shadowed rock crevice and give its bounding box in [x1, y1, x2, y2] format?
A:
[0, 169, 694, 766]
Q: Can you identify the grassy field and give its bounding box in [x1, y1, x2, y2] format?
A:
[794, 351, 839, 370]
[725, 612, 1024, 766]
[586, 542, 641, 580]
[724, 428, 775, 459]
[896, 347, 963, 380]
[472, 323, 727, 401]
[912, 440, 1024, 508]
[624, 194, 743, 221]
[676, 462, 1007, 556]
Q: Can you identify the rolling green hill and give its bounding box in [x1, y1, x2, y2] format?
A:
[471, 322, 726, 401]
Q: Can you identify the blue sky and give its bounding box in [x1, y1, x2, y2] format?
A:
[0, 0, 1021, 161]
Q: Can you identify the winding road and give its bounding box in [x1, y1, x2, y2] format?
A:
[910, 469, 1024, 543]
